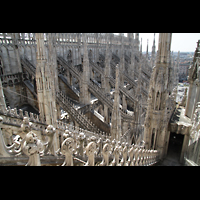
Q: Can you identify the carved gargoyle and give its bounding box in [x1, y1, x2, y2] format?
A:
[1, 117, 33, 156]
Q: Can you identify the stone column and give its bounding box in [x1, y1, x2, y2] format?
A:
[11, 33, 22, 73]
[56, 103, 61, 120]
[122, 94, 127, 111]
[192, 81, 200, 116]
[129, 33, 135, 79]
[119, 34, 125, 86]
[71, 46, 74, 67]
[35, 33, 57, 127]
[185, 81, 195, 118]
[180, 133, 189, 164]
[95, 33, 99, 63]
[103, 34, 111, 94]
[143, 33, 172, 160]
[2, 34, 11, 74]
[79, 34, 90, 105]
[0, 78, 6, 113]
[111, 64, 122, 140]
[0, 117, 11, 157]
[104, 104, 110, 125]
[151, 33, 156, 68]
[47, 33, 59, 92]
[135, 33, 140, 53]
[21, 33, 27, 58]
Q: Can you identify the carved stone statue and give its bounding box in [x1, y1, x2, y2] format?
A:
[76, 132, 85, 157]
[22, 131, 44, 166]
[84, 141, 96, 166]
[44, 125, 57, 156]
[61, 137, 74, 166]
[128, 145, 135, 166]
[20, 117, 33, 139]
[99, 142, 110, 166]
[96, 137, 103, 156]
[120, 142, 128, 166]
[110, 144, 120, 166]
[180, 88, 188, 107]
[9, 117, 33, 156]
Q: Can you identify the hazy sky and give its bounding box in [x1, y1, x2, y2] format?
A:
[114, 33, 200, 52]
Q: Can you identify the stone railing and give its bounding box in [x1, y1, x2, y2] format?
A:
[88, 79, 134, 121]
[56, 90, 104, 134]
[0, 113, 160, 166]
[0, 33, 129, 46]
[57, 56, 82, 80]
[58, 74, 80, 97]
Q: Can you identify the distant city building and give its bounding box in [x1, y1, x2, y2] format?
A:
[173, 52, 193, 82]
[179, 62, 190, 82]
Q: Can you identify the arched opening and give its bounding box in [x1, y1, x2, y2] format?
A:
[192, 63, 198, 81]
[8, 80, 13, 86]
[18, 104, 39, 115]
[33, 78, 37, 93]
[67, 50, 72, 63]
[151, 128, 156, 149]
[131, 132, 136, 145]
[4, 94, 9, 107]
[0, 56, 4, 75]
[165, 132, 184, 165]
[155, 91, 160, 110]
[89, 49, 92, 60]
[97, 104, 104, 116]
[159, 92, 163, 110]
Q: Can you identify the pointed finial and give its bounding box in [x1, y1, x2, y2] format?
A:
[140, 38, 142, 53]
[146, 39, 149, 58]
[135, 33, 139, 40]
